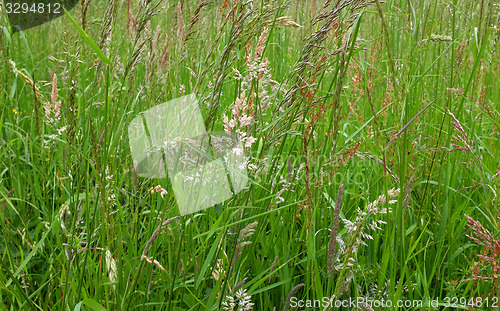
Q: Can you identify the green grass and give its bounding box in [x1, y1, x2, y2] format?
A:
[1, 0, 499, 310]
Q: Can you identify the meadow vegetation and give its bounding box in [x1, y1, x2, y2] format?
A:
[0, 0, 500, 309]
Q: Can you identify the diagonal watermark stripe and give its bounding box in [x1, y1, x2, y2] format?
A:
[128, 94, 248, 215]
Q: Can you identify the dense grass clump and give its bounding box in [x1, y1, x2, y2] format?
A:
[1, 0, 499, 309]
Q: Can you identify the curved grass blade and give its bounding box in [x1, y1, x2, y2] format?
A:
[63, 7, 111, 65]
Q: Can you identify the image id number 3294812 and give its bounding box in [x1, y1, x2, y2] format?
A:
[442, 296, 499, 308]
[5, 2, 61, 14]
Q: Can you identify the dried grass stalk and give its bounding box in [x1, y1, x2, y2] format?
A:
[327, 183, 344, 275]
[128, 0, 138, 36]
[186, 1, 213, 42]
[142, 216, 179, 257]
[267, 16, 302, 28]
[141, 255, 166, 271]
[177, 2, 185, 45]
[229, 221, 258, 277]
[233, 277, 248, 293]
[283, 283, 305, 311]
[51, 73, 58, 105]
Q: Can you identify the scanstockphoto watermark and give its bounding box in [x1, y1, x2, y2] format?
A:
[128, 94, 371, 216]
[129, 94, 249, 216]
[246, 150, 367, 169]
[289, 296, 441, 309]
[248, 151, 369, 187]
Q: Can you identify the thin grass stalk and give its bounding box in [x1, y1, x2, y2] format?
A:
[203, 1, 285, 128]
[81, 0, 91, 31]
[283, 283, 305, 311]
[142, 217, 179, 257]
[266, 0, 370, 152]
[303, 133, 313, 230]
[373, 0, 401, 105]
[176, 1, 185, 46]
[327, 183, 344, 275]
[204, 4, 255, 128]
[228, 221, 258, 281]
[31, 73, 41, 138]
[331, 221, 363, 304]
